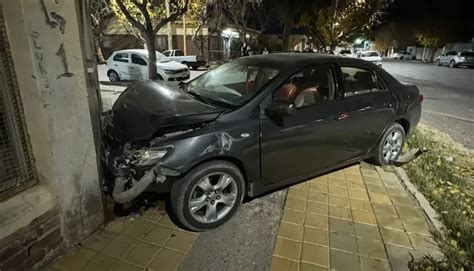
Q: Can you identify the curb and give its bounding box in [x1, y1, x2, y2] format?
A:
[386, 166, 444, 233]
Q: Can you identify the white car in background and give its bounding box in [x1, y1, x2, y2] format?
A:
[357, 51, 383, 66]
[390, 51, 415, 60]
[106, 49, 190, 82]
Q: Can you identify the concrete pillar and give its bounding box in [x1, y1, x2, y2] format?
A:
[1, 0, 104, 244]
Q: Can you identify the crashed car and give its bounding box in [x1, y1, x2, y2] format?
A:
[102, 53, 422, 231]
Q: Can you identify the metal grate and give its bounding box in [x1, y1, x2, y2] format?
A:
[0, 7, 37, 200]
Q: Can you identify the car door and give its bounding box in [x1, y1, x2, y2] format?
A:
[260, 64, 359, 185]
[111, 52, 130, 80]
[130, 54, 148, 81]
[339, 65, 397, 154]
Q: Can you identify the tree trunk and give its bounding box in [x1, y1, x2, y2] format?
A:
[144, 32, 158, 80]
[282, 20, 292, 52]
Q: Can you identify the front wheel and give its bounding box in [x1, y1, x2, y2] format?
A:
[170, 161, 245, 231]
[435, 59, 441, 66]
[449, 60, 456, 68]
[372, 123, 406, 166]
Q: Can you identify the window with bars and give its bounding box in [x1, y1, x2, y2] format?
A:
[0, 8, 37, 200]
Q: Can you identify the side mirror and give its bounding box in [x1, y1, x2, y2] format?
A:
[265, 100, 296, 117]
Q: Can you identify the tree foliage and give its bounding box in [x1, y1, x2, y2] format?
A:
[186, 0, 222, 57]
[300, 0, 383, 49]
[111, 0, 189, 79]
[89, 0, 114, 61]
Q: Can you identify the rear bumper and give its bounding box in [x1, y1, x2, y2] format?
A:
[457, 60, 474, 66]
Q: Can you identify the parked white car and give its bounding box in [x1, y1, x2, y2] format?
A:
[390, 51, 415, 60]
[357, 51, 382, 66]
[106, 49, 190, 82]
[163, 49, 206, 70]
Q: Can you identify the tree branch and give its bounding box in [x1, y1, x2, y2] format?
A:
[115, 0, 146, 32]
[153, 0, 189, 33]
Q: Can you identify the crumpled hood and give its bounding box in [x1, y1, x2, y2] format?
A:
[107, 81, 223, 141]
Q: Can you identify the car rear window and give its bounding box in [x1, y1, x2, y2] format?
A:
[461, 52, 474, 57]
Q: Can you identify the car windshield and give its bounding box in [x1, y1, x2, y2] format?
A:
[141, 51, 170, 63]
[185, 61, 279, 108]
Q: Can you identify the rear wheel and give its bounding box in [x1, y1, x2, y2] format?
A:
[372, 123, 405, 166]
[108, 70, 120, 82]
[170, 161, 245, 231]
[449, 60, 456, 68]
[435, 59, 440, 66]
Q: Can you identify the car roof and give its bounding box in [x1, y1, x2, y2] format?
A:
[115, 49, 149, 56]
[238, 53, 376, 69]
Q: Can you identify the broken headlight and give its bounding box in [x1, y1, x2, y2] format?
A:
[131, 145, 174, 167]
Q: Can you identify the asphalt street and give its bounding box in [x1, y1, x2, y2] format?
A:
[382, 60, 474, 149]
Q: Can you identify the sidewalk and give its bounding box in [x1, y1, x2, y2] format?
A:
[271, 164, 442, 271]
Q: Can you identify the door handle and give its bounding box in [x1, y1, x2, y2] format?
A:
[335, 112, 350, 120]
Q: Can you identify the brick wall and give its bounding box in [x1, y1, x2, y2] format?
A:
[0, 207, 66, 271]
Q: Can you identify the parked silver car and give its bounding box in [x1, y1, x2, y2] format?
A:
[435, 51, 474, 68]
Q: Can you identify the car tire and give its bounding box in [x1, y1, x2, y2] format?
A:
[371, 123, 406, 166]
[435, 59, 440, 66]
[449, 60, 456, 68]
[400, 56, 404, 60]
[108, 70, 120, 82]
[156, 74, 164, 80]
[170, 160, 245, 231]
[191, 66, 199, 70]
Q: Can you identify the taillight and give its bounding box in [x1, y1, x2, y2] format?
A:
[419, 94, 424, 103]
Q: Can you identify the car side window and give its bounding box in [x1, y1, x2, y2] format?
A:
[113, 53, 129, 63]
[341, 66, 381, 97]
[163, 51, 170, 57]
[131, 54, 147, 66]
[273, 66, 336, 108]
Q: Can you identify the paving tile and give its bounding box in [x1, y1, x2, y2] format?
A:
[328, 206, 352, 220]
[386, 186, 406, 196]
[309, 182, 328, 193]
[307, 191, 328, 204]
[307, 201, 328, 215]
[356, 238, 388, 260]
[305, 213, 328, 229]
[349, 198, 372, 212]
[361, 168, 378, 177]
[311, 175, 328, 182]
[148, 248, 184, 271]
[385, 244, 414, 271]
[329, 171, 345, 179]
[54, 248, 96, 271]
[346, 180, 366, 190]
[105, 220, 128, 234]
[301, 242, 329, 267]
[329, 232, 357, 253]
[142, 224, 174, 245]
[328, 195, 349, 208]
[102, 235, 137, 258]
[285, 198, 307, 212]
[354, 223, 382, 241]
[369, 192, 392, 205]
[327, 177, 346, 187]
[366, 184, 387, 194]
[303, 226, 328, 245]
[273, 237, 301, 261]
[82, 253, 117, 270]
[165, 230, 197, 252]
[408, 233, 437, 250]
[124, 241, 160, 267]
[300, 262, 328, 271]
[282, 209, 305, 225]
[372, 203, 398, 217]
[403, 219, 430, 236]
[377, 215, 405, 230]
[328, 186, 347, 197]
[288, 188, 308, 200]
[378, 171, 397, 180]
[391, 195, 416, 207]
[82, 229, 117, 251]
[330, 249, 361, 271]
[380, 228, 412, 248]
[279, 221, 304, 241]
[294, 182, 310, 190]
[157, 214, 178, 229]
[113, 261, 143, 271]
[329, 218, 354, 236]
[121, 219, 154, 239]
[271, 256, 298, 271]
[359, 256, 391, 271]
[351, 209, 377, 225]
[347, 189, 369, 201]
[396, 206, 424, 220]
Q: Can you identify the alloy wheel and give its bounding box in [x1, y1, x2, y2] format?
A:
[109, 72, 119, 82]
[188, 172, 238, 223]
[382, 130, 403, 162]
